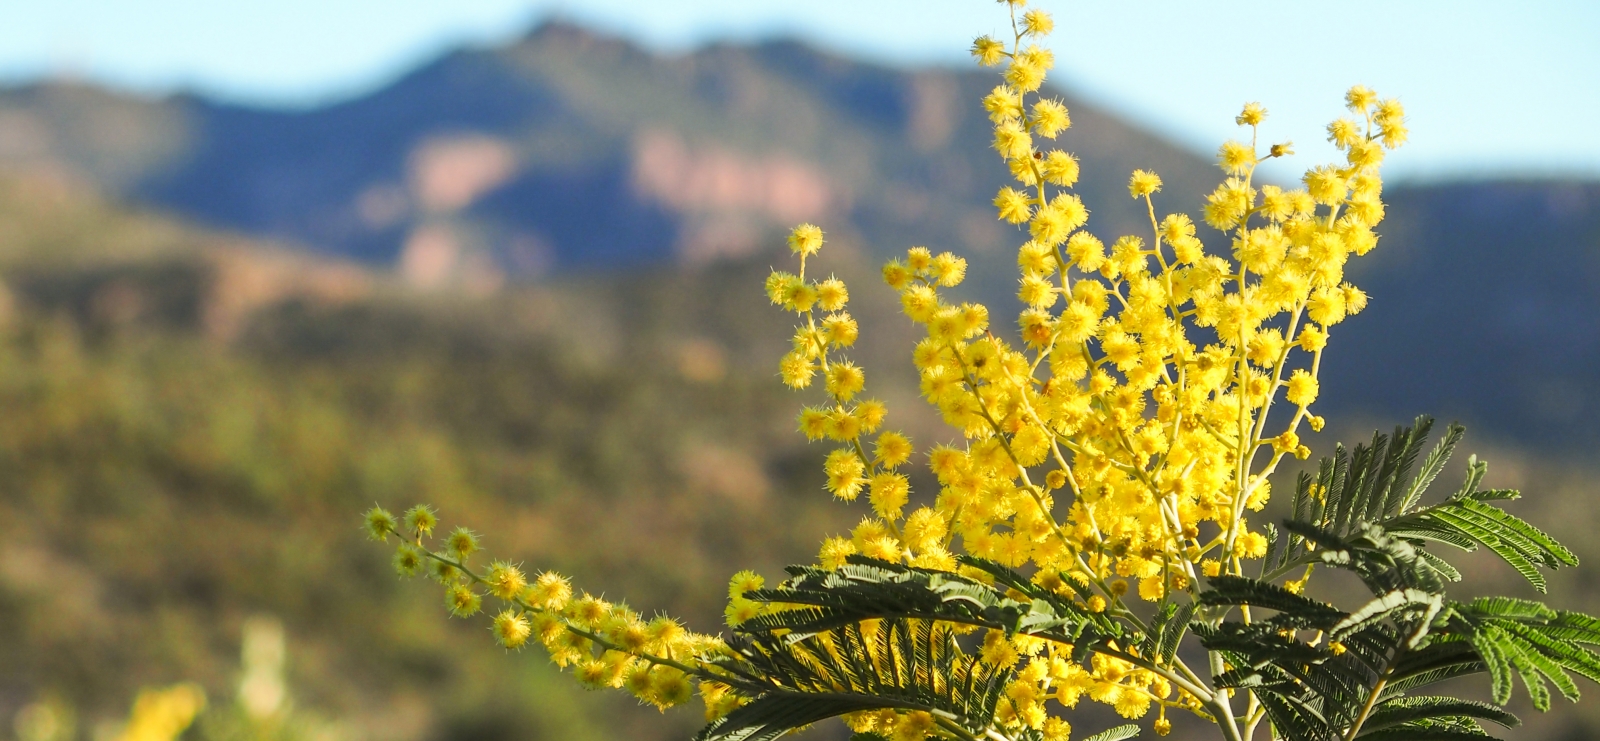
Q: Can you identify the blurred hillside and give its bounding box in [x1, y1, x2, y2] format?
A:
[0, 18, 1597, 741]
[0, 174, 890, 741]
[1329, 181, 1600, 452]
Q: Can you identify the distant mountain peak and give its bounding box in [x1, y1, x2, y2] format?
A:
[1, 19, 1217, 286]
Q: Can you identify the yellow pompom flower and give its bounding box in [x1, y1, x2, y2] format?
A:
[624, 665, 654, 699]
[1018, 273, 1057, 308]
[1297, 324, 1329, 352]
[1032, 99, 1070, 138]
[1235, 531, 1270, 559]
[1005, 60, 1045, 93]
[1343, 283, 1369, 314]
[393, 545, 423, 577]
[527, 571, 573, 611]
[1022, 9, 1054, 35]
[566, 594, 612, 628]
[822, 313, 859, 347]
[404, 504, 437, 536]
[856, 399, 888, 431]
[779, 351, 816, 389]
[881, 260, 912, 289]
[1377, 98, 1409, 148]
[796, 407, 830, 441]
[1307, 286, 1348, 325]
[874, 431, 913, 468]
[1138, 576, 1165, 602]
[1326, 117, 1362, 150]
[1015, 241, 1053, 277]
[1258, 185, 1293, 221]
[994, 121, 1034, 160]
[1347, 139, 1385, 169]
[364, 506, 396, 541]
[824, 449, 867, 500]
[931, 252, 968, 286]
[723, 596, 760, 627]
[652, 668, 695, 709]
[1347, 195, 1385, 226]
[1160, 213, 1195, 243]
[492, 609, 532, 650]
[782, 280, 818, 313]
[825, 361, 866, 401]
[446, 584, 482, 617]
[486, 561, 528, 601]
[1020, 308, 1054, 347]
[1041, 717, 1072, 741]
[447, 526, 479, 559]
[994, 186, 1034, 224]
[1065, 231, 1105, 273]
[1017, 45, 1054, 72]
[815, 278, 849, 311]
[819, 536, 857, 569]
[787, 223, 824, 256]
[1128, 169, 1162, 198]
[1285, 369, 1319, 407]
[826, 408, 862, 441]
[574, 658, 611, 690]
[1040, 151, 1080, 186]
[905, 246, 932, 272]
[1030, 193, 1088, 246]
[971, 36, 1007, 66]
[869, 473, 911, 521]
[1217, 140, 1256, 174]
[983, 85, 1024, 123]
[1236, 101, 1266, 126]
[764, 271, 796, 305]
[899, 284, 939, 323]
[1203, 179, 1255, 230]
[902, 507, 947, 552]
[1009, 157, 1041, 186]
[1345, 84, 1378, 112]
[1114, 689, 1152, 719]
[727, 570, 765, 598]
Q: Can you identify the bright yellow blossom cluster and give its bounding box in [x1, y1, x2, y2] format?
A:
[764, 0, 1405, 736]
[364, 505, 742, 720]
[365, 1, 1412, 739]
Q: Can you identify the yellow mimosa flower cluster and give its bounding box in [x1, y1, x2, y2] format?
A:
[364, 505, 744, 720]
[365, 1, 1413, 739]
[761, 0, 1405, 733]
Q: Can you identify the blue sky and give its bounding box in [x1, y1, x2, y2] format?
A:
[2, 1, 1598, 182]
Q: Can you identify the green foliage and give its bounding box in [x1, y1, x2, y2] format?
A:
[739, 556, 1124, 652]
[1199, 419, 1598, 740]
[700, 619, 1010, 741]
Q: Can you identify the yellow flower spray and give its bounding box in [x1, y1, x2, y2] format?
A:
[358, 3, 1597, 741]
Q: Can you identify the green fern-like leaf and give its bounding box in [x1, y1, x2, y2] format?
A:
[698, 619, 1009, 741]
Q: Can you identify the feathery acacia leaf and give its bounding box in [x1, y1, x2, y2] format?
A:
[699, 619, 1010, 741]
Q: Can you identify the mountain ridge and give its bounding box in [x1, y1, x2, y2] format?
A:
[0, 20, 1221, 281]
[0, 21, 1597, 454]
